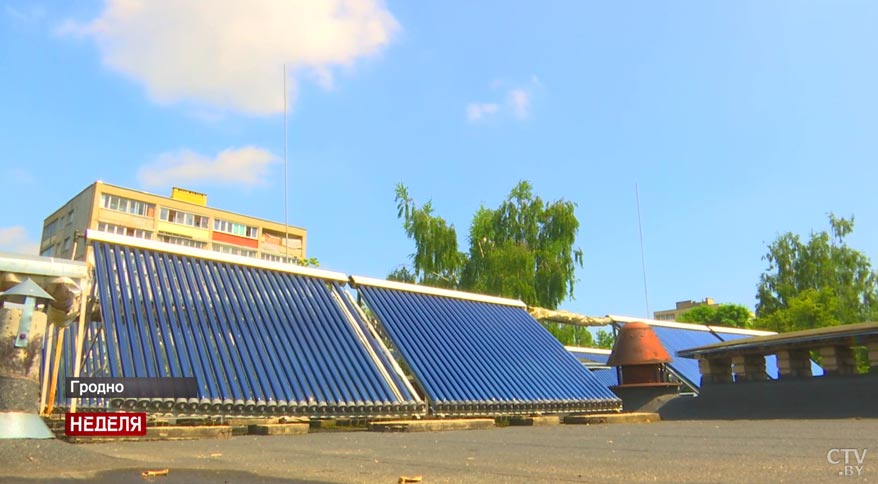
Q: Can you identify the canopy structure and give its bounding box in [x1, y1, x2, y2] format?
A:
[49, 238, 423, 417]
[606, 316, 823, 388]
[352, 276, 622, 416]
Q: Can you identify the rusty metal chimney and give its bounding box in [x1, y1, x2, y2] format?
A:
[607, 322, 680, 411]
[607, 322, 672, 384]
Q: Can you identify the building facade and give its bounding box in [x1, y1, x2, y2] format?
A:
[653, 298, 717, 322]
[40, 182, 307, 263]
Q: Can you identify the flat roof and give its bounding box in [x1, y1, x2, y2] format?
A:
[677, 322, 878, 358]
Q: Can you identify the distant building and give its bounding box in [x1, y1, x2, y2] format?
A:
[39, 181, 307, 263]
[653, 298, 718, 322]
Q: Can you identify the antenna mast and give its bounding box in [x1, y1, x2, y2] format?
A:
[283, 64, 290, 261]
[636, 183, 650, 318]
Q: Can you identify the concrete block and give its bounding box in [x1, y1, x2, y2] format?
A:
[247, 423, 309, 436]
[507, 416, 561, 426]
[699, 357, 733, 384]
[732, 355, 768, 382]
[564, 412, 660, 425]
[65, 425, 232, 443]
[368, 419, 495, 432]
[223, 417, 309, 427]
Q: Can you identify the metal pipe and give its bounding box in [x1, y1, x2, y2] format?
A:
[39, 325, 56, 415]
[0, 253, 88, 279]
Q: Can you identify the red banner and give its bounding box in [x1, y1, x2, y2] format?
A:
[212, 231, 259, 248]
[65, 412, 147, 436]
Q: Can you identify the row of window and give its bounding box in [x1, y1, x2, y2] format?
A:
[43, 219, 58, 237]
[67, 223, 302, 264]
[44, 209, 74, 236]
[261, 253, 301, 264]
[157, 234, 207, 249]
[39, 236, 72, 257]
[213, 243, 257, 258]
[213, 219, 258, 238]
[101, 194, 155, 218]
[97, 222, 152, 240]
[100, 194, 295, 245]
[159, 207, 210, 229]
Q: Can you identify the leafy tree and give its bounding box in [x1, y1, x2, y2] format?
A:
[394, 185, 464, 289]
[755, 214, 878, 332]
[543, 324, 594, 347]
[294, 257, 320, 268]
[594, 329, 615, 349]
[387, 265, 417, 284]
[392, 180, 583, 310]
[677, 304, 754, 328]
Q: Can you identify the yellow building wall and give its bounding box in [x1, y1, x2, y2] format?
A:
[41, 181, 309, 260]
[96, 208, 157, 230]
[155, 221, 210, 241]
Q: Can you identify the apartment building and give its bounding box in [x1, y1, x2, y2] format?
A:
[40, 182, 307, 263]
[653, 298, 717, 322]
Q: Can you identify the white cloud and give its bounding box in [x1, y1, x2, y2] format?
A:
[466, 77, 541, 123]
[5, 4, 46, 23]
[61, 0, 399, 116]
[0, 226, 39, 255]
[466, 102, 500, 122]
[508, 88, 530, 120]
[138, 146, 278, 189]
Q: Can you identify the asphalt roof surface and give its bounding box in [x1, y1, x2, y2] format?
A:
[1, 419, 876, 483]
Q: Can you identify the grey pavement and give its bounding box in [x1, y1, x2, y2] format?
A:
[1, 419, 877, 483]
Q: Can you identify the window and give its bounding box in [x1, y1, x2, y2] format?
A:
[97, 222, 152, 240]
[40, 246, 54, 257]
[213, 243, 257, 258]
[213, 219, 258, 238]
[160, 207, 209, 229]
[62, 237, 71, 251]
[65, 209, 74, 225]
[261, 253, 299, 264]
[100, 194, 155, 217]
[43, 219, 58, 237]
[157, 234, 206, 249]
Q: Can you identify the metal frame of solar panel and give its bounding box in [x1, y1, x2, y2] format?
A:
[565, 347, 620, 387]
[353, 276, 622, 416]
[44, 312, 111, 411]
[55, 232, 424, 418]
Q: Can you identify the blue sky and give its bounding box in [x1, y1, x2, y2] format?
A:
[1, 1, 877, 319]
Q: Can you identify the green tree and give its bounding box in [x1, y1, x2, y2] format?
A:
[594, 329, 615, 350]
[392, 180, 583, 309]
[755, 214, 878, 332]
[394, 185, 464, 289]
[543, 324, 594, 347]
[387, 265, 417, 284]
[294, 257, 320, 268]
[677, 304, 754, 328]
